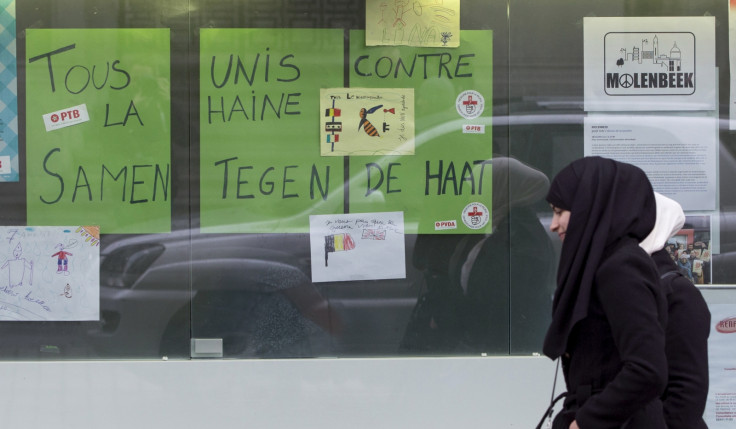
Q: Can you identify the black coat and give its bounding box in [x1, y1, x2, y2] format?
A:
[553, 238, 668, 429]
[652, 249, 710, 429]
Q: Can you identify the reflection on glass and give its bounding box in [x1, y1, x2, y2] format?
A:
[400, 157, 555, 355]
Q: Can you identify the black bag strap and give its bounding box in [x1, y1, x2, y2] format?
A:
[535, 359, 567, 429]
[535, 392, 567, 429]
[660, 271, 678, 281]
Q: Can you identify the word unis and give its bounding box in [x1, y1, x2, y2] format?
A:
[208, 50, 301, 88]
[606, 72, 694, 89]
[40, 148, 169, 204]
[214, 157, 331, 200]
[353, 52, 475, 79]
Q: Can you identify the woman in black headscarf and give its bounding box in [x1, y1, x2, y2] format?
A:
[545, 157, 668, 429]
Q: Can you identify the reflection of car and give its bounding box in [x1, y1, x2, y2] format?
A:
[90, 143, 561, 359]
[94, 232, 331, 358]
[5, 102, 734, 359]
[90, 230, 426, 358]
[16, 99, 734, 360]
[21, 103, 561, 359]
[0, 102, 586, 359]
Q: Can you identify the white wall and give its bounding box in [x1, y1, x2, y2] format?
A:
[0, 356, 557, 429]
[3, 287, 730, 428]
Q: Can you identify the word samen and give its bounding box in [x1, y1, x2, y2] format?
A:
[39, 148, 169, 204]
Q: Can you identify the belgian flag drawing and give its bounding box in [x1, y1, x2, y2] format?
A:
[324, 233, 356, 266]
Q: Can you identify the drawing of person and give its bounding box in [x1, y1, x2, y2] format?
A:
[60, 283, 72, 298]
[51, 243, 73, 275]
[1, 243, 34, 287]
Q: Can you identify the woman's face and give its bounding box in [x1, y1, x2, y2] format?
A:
[549, 205, 571, 241]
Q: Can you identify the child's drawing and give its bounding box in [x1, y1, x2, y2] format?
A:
[51, 242, 75, 275]
[362, 229, 387, 240]
[2, 242, 33, 288]
[320, 88, 414, 157]
[0, 226, 99, 321]
[358, 105, 383, 137]
[310, 212, 406, 282]
[366, 0, 460, 47]
[324, 233, 356, 266]
[60, 283, 72, 298]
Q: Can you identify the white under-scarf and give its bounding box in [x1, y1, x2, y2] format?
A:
[639, 192, 686, 255]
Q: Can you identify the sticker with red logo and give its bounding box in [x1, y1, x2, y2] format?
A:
[716, 317, 736, 334]
[455, 90, 485, 120]
[43, 104, 90, 132]
[463, 124, 485, 134]
[461, 202, 490, 230]
[0, 155, 10, 175]
[434, 220, 457, 231]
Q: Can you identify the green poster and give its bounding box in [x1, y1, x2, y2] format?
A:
[200, 29, 344, 233]
[26, 29, 171, 234]
[349, 30, 493, 234]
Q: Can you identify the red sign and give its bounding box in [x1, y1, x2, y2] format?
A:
[716, 317, 736, 333]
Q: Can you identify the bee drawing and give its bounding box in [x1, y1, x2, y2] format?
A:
[358, 104, 383, 137]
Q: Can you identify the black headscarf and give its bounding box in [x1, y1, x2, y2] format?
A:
[543, 157, 656, 359]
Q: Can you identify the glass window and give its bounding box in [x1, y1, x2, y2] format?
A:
[0, 0, 731, 360]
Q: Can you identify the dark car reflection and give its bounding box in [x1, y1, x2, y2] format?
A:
[93, 232, 346, 358]
[49, 106, 736, 359]
[0, 104, 575, 360]
[77, 156, 551, 360]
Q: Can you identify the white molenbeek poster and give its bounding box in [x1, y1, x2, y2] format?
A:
[584, 16, 716, 112]
[584, 111, 717, 211]
[0, 226, 100, 321]
[309, 212, 405, 283]
[705, 304, 736, 427]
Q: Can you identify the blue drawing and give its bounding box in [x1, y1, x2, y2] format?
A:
[1, 242, 33, 287]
